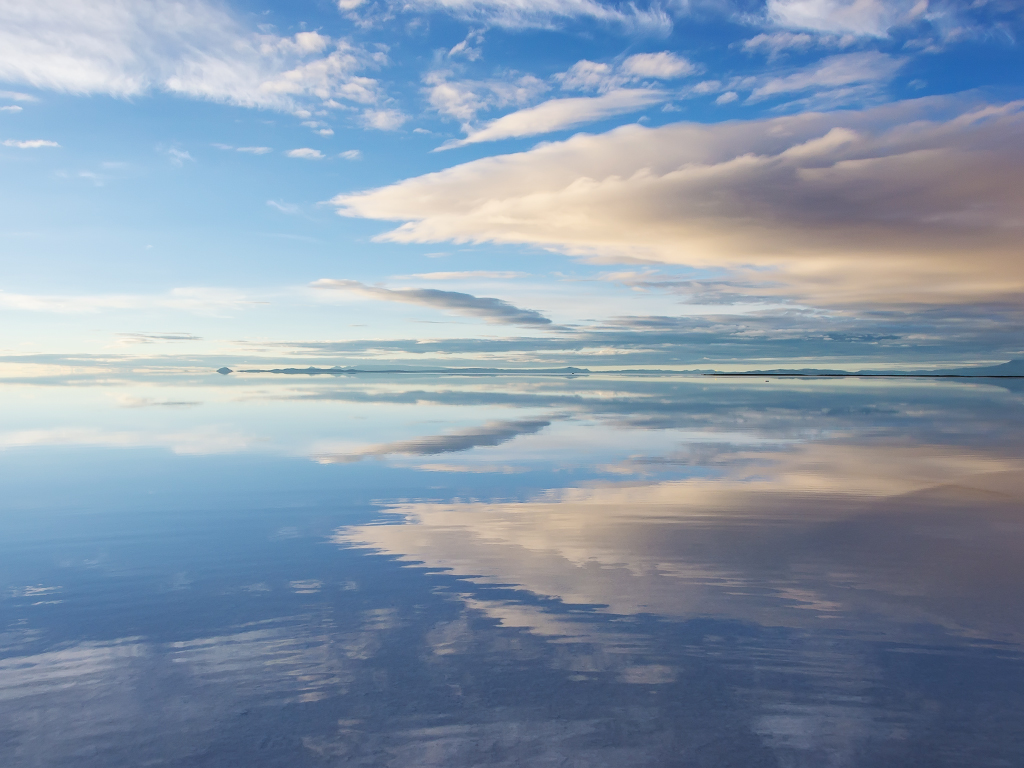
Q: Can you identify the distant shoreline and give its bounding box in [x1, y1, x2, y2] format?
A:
[215, 363, 1024, 379]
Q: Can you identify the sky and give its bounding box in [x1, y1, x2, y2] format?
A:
[0, 0, 1022, 371]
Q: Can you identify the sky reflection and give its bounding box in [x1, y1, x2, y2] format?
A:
[2, 372, 1024, 766]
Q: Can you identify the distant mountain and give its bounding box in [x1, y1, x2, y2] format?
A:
[925, 359, 1024, 376]
[707, 360, 1024, 377]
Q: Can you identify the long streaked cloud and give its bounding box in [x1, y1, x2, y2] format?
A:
[0, 287, 252, 314]
[3, 138, 59, 148]
[407, 271, 528, 280]
[314, 418, 551, 463]
[312, 279, 553, 326]
[332, 96, 1024, 307]
[0, 0, 388, 115]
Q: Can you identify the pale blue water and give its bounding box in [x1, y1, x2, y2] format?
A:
[2, 371, 1023, 766]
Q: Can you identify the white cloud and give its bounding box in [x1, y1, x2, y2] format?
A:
[555, 60, 614, 92]
[766, 0, 926, 37]
[237, 146, 272, 154]
[747, 51, 905, 102]
[267, 200, 300, 213]
[408, 271, 527, 280]
[742, 31, 819, 58]
[166, 147, 193, 165]
[439, 89, 666, 148]
[0, 105, 22, 112]
[619, 52, 697, 79]
[345, 0, 672, 32]
[332, 98, 1024, 307]
[0, 0, 387, 113]
[2, 138, 58, 148]
[0, 90, 36, 101]
[557, 52, 698, 93]
[285, 147, 324, 159]
[340, 149, 362, 159]
[715, 91, 738, 104]
[361, 108, 408, 130]
[427, 57, 690, 148]
[424, 71, 548, 125]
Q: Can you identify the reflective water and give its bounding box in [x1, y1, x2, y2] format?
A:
[2, 369, 1023, 766]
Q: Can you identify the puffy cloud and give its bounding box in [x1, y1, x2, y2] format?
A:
[312, 278, 553, 326]
[0, 0, 386, 113]
[332, 97, 1024, 307]
[439, 89, 666, 148]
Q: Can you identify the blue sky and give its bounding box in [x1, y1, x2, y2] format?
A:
[0, 0, 1022, 370]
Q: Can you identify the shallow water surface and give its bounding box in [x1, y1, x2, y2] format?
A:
[2, 371, 1023, 766]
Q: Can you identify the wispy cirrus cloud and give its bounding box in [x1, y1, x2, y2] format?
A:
[765, 0, 925, 38]
[311, 279, 554, 327]
[747, 51, 905, 102]
[332, 97, 1024, 307]
[0, 0, 391, 118]
[340, 0, 672, 32]
[314, 418, 552, 463]
[431, 52, 697, 149]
